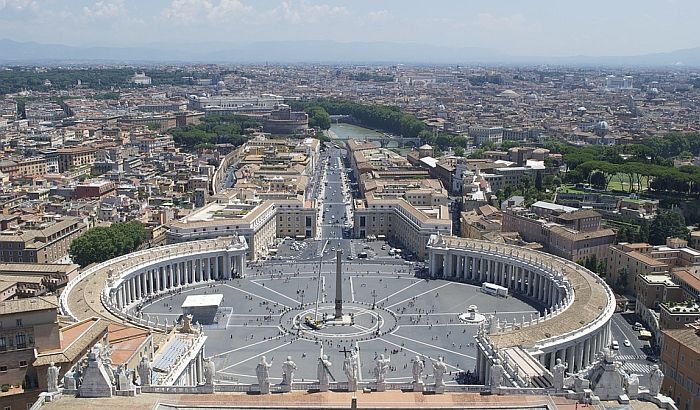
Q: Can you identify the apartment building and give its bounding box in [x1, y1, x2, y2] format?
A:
[607, 239, 700, 293]
[57, 146, 96, 173]
[353, 195, 451, 259]
[0, 157, 48, 178]
[661, 322, 700, 410]
[502, 204, 616, 262]
[167, 190, 316, 260]
[460, 205, 502, 240]
[0, 297, 60, 385]
[0, 217, 87, 263]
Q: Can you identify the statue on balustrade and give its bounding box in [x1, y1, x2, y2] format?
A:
[432, 356, 447, 388]
[412, 356, 425, 385]
[281, 356, 297, 386]
[490, 359, 504, 389]
[552, 358, 567, 392]
[343, 350, 360, 391]
[649, 365, 663, 396]
[204, 357, 215, 387]
[47, 362, 61, 393]
[137, 356, 152, 386]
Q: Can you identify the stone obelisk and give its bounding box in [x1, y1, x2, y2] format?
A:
[335, 249, 343, 319]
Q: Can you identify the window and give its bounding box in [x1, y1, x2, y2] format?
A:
[0, 337, 5, 351]
[19, 360, 27, 367]
[15, 333, 26, 349]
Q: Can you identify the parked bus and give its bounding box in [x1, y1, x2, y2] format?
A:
[481, 282, 509, 297]
[357, 252, 368, 259]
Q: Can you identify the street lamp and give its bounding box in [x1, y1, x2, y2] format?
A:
[371, 289, 377, 310]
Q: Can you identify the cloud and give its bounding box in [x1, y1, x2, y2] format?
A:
[269, 0, 349, 25]
[0, 0, 38, 11]
[476, 13, 525, 31]
[367, 10, 389, 22]
[82, 1, 127, 20]
[208, 0, 252, 22]
[162, 0, 250, 24]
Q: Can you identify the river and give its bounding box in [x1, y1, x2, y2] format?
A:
[328, 123, 402, 148]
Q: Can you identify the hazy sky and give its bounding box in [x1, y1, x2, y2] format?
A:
[1, 0, 698, 56]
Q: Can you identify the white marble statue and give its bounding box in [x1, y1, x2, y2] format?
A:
[552, 358, 567, 391]
[343, 350, 360, 391]
[137, 356, 152, 386]
[317, 353, 332, 391]
[490, 359, 504, 389]
[649, 365, 664, 396]
[115, 364, 132, 391]
[432, 356, 447, 388]
[203, 357, 215, 386]
[63, 368, 76, 390]
[47, 362, 61, 393]
[281, 356, 297, 386]
[374, 354, 390, 384]
[412, 356, 425, 384]
[256, 355, 272, 386]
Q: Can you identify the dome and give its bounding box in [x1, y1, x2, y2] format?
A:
[595, 121, 609, 130]
[499, 89, 519, 98]
[525, 93, 538, 101]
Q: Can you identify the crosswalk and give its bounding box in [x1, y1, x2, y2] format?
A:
[616, 354, 646, 361]
[622, 362, 654, 374]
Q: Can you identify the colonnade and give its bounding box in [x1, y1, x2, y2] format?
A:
[432, 251, 567, 308]
[111, 251, 246, 310]
[426, 234, 615, 386]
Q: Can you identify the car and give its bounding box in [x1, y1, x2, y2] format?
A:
[611, 340, 620, 350]
[623, 339, 631, 347]
[646, 356, 659, 363]
[381, 245, 387, 250]
[346, 256, 354, 260]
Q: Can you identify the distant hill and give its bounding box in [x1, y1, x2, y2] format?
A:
[0, 38, 699, 67]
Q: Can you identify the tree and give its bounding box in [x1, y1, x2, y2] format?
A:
[649, 209, 690, 245]
[305, 106, 331, 130]
[615, 268, 629, 293]
[69, 221, 147, 267]
[453, 146, 465, 157]
[589, 171, 607, 189]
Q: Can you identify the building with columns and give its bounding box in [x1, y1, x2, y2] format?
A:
[426, 234, 615, 388]
[104, 237, 247, 312]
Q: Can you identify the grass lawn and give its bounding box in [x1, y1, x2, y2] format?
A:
[607, 173, 649, 192]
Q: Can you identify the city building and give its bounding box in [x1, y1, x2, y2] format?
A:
[0, 217, 87, 263]
[167, 190, 316, 260]
[502, 203, 616, 262]
[469, 125, 503, 147]
[353, 195, 452, 259]
[660, 321, 700, 410]
[130, 72, 152, 86]
[607, 239, 700, 293]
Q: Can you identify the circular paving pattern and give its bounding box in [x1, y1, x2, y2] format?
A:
[132, 260, 540, 385]
[279, 302, 398, 342]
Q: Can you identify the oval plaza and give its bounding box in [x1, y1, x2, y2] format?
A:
[59, 229, 616, 392]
